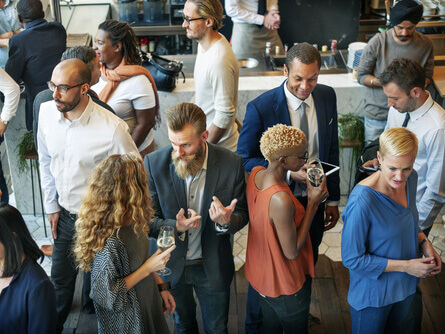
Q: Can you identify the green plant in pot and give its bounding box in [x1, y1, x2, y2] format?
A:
[16, 130, 35, 173]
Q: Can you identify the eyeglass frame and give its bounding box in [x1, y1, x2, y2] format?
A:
[275, 151, 309, 163]
[47, 81, 87, 95]
[182, 13, 206, 25]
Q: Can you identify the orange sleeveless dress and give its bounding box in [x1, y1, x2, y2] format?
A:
[245, 167, 314, 298]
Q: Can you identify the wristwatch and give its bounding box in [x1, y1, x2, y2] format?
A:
[1, 120, 8, 125]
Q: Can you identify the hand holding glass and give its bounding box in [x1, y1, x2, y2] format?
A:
[156, 226, 175, 276]
[307, 158, 324, 187]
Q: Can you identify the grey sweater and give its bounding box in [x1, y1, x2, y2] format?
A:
[357, 29, 434, 120]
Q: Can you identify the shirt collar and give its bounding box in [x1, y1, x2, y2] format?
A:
[58, 96, 93, 126]
[283, 80, 313, 111]
[409, 92, 434, 122]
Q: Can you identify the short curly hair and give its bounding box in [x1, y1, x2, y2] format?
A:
[260, 124, 307, 163]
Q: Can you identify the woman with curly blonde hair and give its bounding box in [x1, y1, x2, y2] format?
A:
[245, 124, 328, 333]
[74, 153, 175, 334]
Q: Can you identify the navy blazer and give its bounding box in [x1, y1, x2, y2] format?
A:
[237, 82, 340, 201]
[144, 143, 248, 289]
[6, 18, 66, 130]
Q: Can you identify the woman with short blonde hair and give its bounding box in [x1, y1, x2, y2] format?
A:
[341, 127, 441, 333]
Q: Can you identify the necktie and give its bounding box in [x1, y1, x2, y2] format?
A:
[299, 102, 309, 140]
[257, 0, 267, 15]
[402, 113, 410, 127]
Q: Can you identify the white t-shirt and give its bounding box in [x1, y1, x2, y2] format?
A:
[194, 35, 239, 152]
[93, 74, 156, 151]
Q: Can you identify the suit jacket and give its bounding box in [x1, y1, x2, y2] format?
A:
[6, 18, 66, 130]
[237, 82, 340, 201]
[144, 143, 248, 289]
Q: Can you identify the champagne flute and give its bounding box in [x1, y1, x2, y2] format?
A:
[156, 226, 175, 276]
[307, 158, 324, 187]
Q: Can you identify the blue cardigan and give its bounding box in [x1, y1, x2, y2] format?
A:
[0, 256, 56, 333]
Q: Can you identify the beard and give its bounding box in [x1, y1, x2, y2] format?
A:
[54, 93, 81, 113]
[400, 96, 417, 113]
[394, 33, 412, 42]
[172, 143, 206, 179]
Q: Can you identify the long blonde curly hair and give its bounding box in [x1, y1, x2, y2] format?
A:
[74, 153, 153, 271]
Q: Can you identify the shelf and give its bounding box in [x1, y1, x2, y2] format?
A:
[132, 25, 186, 36]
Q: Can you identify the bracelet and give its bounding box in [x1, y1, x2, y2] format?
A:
[419, 237, 430, 248]
[157, 282, 171, 292]
[370, 79, 374, 87]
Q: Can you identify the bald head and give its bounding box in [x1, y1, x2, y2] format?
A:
[53, 59, 91, 86]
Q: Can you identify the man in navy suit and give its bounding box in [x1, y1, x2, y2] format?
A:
[237, 42, 340, 332]
[145, 102, 248, 334]
[6, 0, 66, 130]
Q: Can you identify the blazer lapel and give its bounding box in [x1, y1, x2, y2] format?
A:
[312, 86, 327, 160]
[169, 163, 187, 211]
[202, 144, 219, 227]
[274, 81, 292, 125]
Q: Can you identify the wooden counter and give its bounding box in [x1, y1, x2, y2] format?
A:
[433, 66, 445, 98]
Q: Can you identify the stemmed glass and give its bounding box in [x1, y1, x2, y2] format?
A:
[307, 158, 325, 187]
[156, 226, 175, 276]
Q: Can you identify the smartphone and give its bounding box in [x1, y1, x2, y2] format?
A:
[358, 165, 378, 173]
[320, 161, 340, 176]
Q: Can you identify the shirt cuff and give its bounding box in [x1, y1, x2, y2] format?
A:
[46, 201, 61, 214]
[326, 201, 339, 207]
[212, 112, 233, 130]
[253, 15, 264, 26]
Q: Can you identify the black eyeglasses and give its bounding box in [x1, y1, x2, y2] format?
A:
[182, 13, 206, 24]
[276, 151, 309, 163]
[47, 81, 86, 95]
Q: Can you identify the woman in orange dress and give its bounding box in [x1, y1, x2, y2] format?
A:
[245, 124, 328, 333]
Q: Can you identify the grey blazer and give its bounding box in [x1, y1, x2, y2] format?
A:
[144, 142, 248, 289]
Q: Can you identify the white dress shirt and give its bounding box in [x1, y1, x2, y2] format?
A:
[225, 0, 279, 25]
[0, 67, 19, 122]
[38, 97, 138, 214]
[385, 92, 445, 230]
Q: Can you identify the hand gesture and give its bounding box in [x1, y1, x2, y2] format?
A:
[263, 10, 281, 30]
[307, 174, 328, 206]
[421, 241, 442, 276]
[176, 208, 201, 232]
[209, 196, 237, 227]
[143, 246, 176, 275]
[160, 290, 176, 315]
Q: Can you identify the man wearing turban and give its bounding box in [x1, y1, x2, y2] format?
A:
[357, 0, 434, 145]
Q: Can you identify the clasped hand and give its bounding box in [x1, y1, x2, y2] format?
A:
[176, 208, 201, 232]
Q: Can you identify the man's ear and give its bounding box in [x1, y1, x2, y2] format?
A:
[283, 64, 289, 78]
[410, 86, 422, 98]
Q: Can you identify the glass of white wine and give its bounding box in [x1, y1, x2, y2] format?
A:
[307, 158, 324, 187]
[156, 226, 175, 276]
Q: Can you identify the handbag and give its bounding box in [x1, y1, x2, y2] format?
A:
[141, 51, 185, 92]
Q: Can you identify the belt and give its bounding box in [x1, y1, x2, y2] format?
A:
[61, 207, 77, 221]
[184, 259, 203, 266]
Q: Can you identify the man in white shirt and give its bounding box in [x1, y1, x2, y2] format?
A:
[225, 0, 283, 56]
[380, 58, 445, 235]
[38, 58, 138, 332]
[0, 67, 19, 203]
[183, 0, 239, 152]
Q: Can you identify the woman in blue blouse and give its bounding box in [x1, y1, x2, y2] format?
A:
[0, 202, 56, 333]
[341, 127, 441, 333]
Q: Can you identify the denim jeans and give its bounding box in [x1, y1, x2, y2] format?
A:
[350, 293, 415, 334]
[51, 209, 78, 332]
[245, 284, 262, 334]
[364, 116, 387, 146]
[170, 263, 230, 334]
[258, 276, 312, 334]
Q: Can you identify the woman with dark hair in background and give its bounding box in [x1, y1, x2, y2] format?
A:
[93, 19, 160, 157]
[0, 202, 56, 333]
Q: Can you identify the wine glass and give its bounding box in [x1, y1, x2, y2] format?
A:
[156, 226, 175, 276]
[307, 158, 324, 187]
